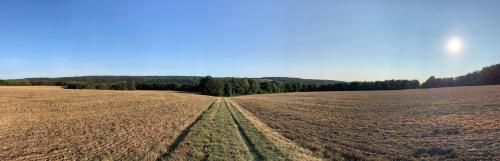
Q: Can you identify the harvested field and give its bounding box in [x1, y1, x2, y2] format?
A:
[232, 85, 500, 160]
[164, 98, 319, 161]
[0, 86, 215, 160]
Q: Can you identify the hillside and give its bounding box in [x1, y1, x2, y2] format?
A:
[422, 63, 500, 88]
[257, 77, 344, 84]
[1, 76, 342, 86]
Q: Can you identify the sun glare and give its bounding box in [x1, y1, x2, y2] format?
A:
[446, 37, 463, 55]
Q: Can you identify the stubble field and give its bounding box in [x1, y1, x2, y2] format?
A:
[0, 86, 215, 160]
[2, 85, 499, 161]
[232, 85, 500, 160]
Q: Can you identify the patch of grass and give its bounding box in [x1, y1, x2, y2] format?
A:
[166, 99, 253, 161]
[166, 98, 309, 161]
[224, 99, 293, 160]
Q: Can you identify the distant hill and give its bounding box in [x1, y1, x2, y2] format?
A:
[21, 76, 202, 84]
[257, 77, 343, 84]
[2, 76, 342, 85]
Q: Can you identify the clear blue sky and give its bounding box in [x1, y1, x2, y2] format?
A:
[1, 0, 500, 81]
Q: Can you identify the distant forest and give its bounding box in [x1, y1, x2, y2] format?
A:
[0, 75, 420, 96]
[1, 63, 499, 96]
[421, 63, 500, 88]
[198, 76, 419, 96]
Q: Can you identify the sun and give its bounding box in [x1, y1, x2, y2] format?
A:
[446, 37, 463, 55]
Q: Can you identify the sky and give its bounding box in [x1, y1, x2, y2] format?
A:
[1, 0, 500, 81]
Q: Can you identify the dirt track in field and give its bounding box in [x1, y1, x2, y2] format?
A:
[232, 85, 500, 160]
[0, 86, 215, 160]
[162, 98, 319, 161]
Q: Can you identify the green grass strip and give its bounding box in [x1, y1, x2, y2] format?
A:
[224, 99, 294, 161]
[166, 99, 254, 161]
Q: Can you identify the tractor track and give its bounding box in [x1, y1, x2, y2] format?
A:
[223, 98, 263, 161]
[159, 97, 320, 161]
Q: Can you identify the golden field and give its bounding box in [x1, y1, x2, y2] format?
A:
[1, 85, 499, 161]
[0, 86, 215, 160]
[232, 85, 500, 160]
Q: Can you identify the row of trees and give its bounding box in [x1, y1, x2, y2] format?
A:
[198, 76, 323, 96]
[422, 63, 500, 88]
[1, 76, 421, 96]
[64, 82, 199, 91]
[0, 80, 33, 86]
[316, 80, 420, 91]
[0, 76, 201, 87]
[198, 76, 421, 96]
[3, 63, 499, 96]
[65, 82, 137, 90]
[199, 76, 266, 96]
[0, 80, 66, 86]
[135, 82, 198, 91]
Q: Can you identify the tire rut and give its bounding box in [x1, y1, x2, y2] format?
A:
[223, 98, 263, 161]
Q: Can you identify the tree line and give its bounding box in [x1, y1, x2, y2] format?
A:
[65, 82, 137, 90]
[64, 82, 198, 91]
[2, 62, 499, 96]
[422, 63, 500, 88]
[315, 80, 420, 91]
[0, 80, 34, 86]
[198, 76, 277, 96]
[27, 76, 420, 96]
[198, 76, 420, 96]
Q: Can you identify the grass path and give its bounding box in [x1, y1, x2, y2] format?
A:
[158, 98, 321, 161]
